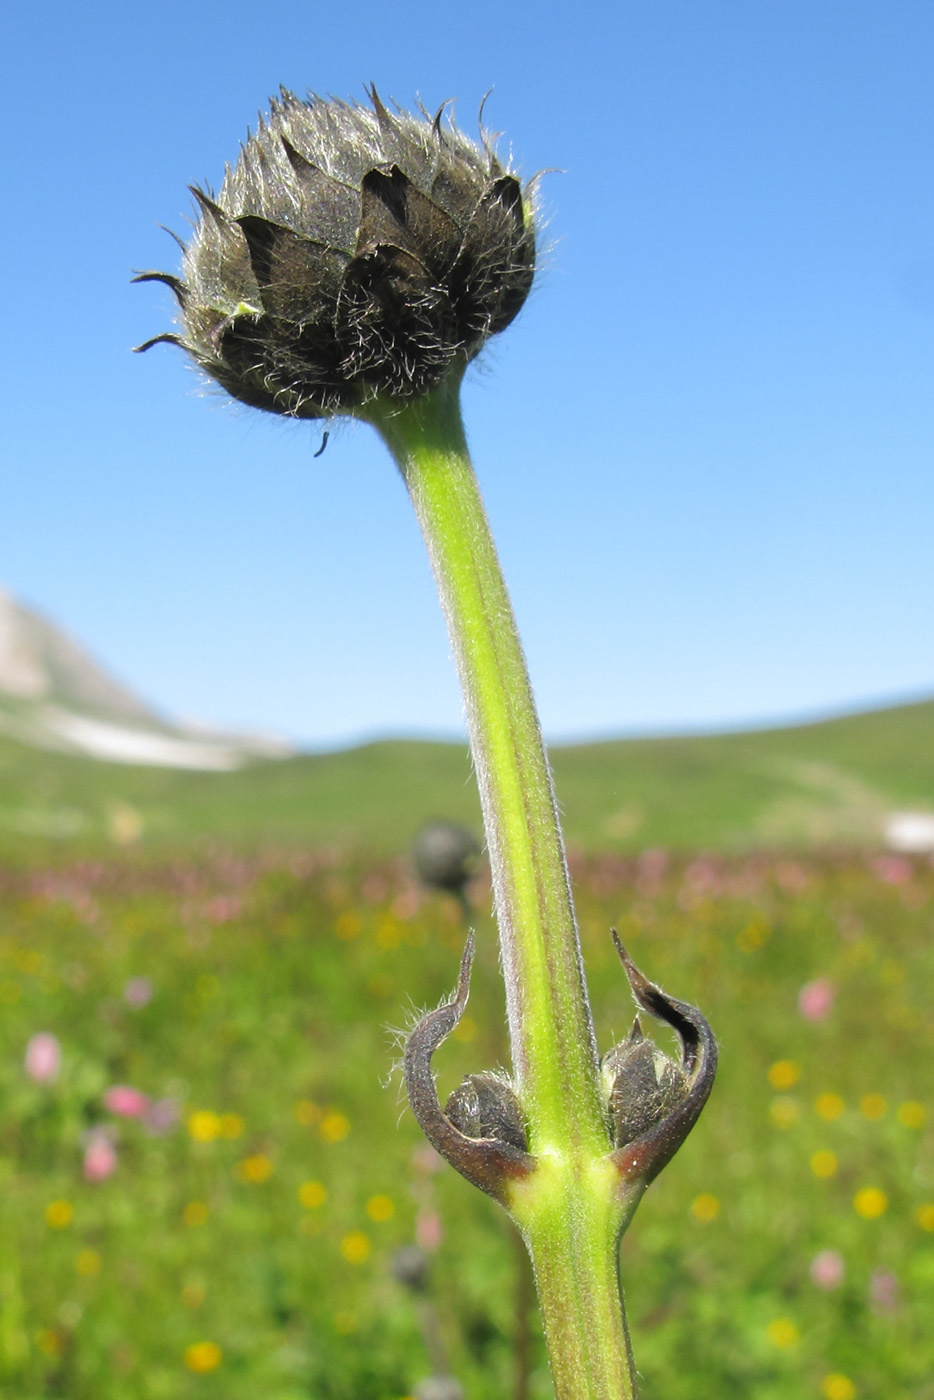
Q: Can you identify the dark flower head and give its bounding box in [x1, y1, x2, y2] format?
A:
[135, 88, 536, 418]
[412, 820, 481, 897]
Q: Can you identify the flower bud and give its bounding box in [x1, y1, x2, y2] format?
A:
[445, 1071, 528, 1153]
[412, 821, 481, 898]
[602, 1019, 690, 1148]
[135, 89, 536, 418]
[604, 933, 717, 1186]
[403, 933, 535, 1202]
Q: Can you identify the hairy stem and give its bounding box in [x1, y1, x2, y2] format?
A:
[364, 371, 638, 1399]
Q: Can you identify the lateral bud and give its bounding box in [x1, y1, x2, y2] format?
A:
[445, 1072, 529, 1154]
[603, 932, 717, 1186]
[403, 934, 536, 1202]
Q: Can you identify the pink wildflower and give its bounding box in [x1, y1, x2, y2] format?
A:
[798, 978, 836, 1022]
[124, 977, 153, 1008]
[416, 1209, 444, 1252]
[871, 855, 912, 885]
[203, 894, 242, 923]
[361, 874, 388, 905]
[83, 1128, 118, 1182]
[145, 1098, 181, 1135]
[776, 861, 808, 893]
[870, 1269, 899, 1314]
[810, 1249, 845, 1290]
[24, 1032, 61, 1084]
[411, 1144, 444, 1175]
[636, 849, 669, 895]
[103, 1085, 151, 1119]
[392, 887, 421, 920]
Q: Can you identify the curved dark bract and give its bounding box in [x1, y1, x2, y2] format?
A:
[134, 88, 536, 419]
[607, 932, 718, 1187]
[403, 934, 536, 1202]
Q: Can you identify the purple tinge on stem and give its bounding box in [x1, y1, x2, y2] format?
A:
[606, 932, 717, 1186]
[403, 933, 536, 1203]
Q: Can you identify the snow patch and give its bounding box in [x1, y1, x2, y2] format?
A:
[43, 709, 246, 770]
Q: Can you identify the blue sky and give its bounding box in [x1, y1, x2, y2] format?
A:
[2, 1, 932, 747]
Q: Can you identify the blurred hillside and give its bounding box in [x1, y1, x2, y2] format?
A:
[1, 692, 932, 857]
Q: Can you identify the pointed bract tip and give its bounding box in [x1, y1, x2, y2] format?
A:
[403, 932, 534, 1202]
[606, 933, 718, 1187]
[133, 333, 185, 353]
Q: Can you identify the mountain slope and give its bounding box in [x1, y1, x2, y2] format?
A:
[0, 586, 159, 724]
[0, 589, 290, 771]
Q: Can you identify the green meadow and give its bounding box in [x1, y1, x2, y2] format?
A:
[1, 704, 932, 1398]
[1, 697, 933, 856]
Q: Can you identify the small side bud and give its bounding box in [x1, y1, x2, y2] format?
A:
[603, 1019, 690, 1147]
[445, 1072, 529, 1154]
[403, 934, 535, 1202]
[604, 932, 717, 1186]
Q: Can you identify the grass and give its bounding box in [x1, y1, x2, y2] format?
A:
[1, 841, 932, 1398]
[0, 697, 932, 858]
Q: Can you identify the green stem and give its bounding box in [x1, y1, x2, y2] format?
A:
[364, 371, 639, 1400]
[518, 1161, 643, 1400]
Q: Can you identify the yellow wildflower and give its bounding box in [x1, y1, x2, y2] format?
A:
[236, 1153, 273, 1183]
[859, 1093, 887, 1120]
[377, 920, 401, 950]
[299, 1180, 327, 1209]
[366, 1194, 395, 1222]
[183, 1202, 209, 1227]
[766, 1317, 799, 1349]
[897, 1101, 926, 1129]
[769, 1096, 800, 1129]
[914, 1203, 934, 1232]
[187, 1111, 222, 1143]
[294, 1100, 321, 1126]
[45, 1200, 74, 1229]
[319, 1110, 350, 1143]
[340, 1231, 371, 1264]
[822, 1374, 856, 1400]
[853, 1187, 887, 1219]
[736, 920, 769, 952]
[184, 1341, 222, 1373]
[815, 1093, 845, 1121]
[811, 1150, 838, 1179]
[690, 1193, 721, 1223]
[768, 1060, 800, 1091]
[335, 913, 360, 941]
